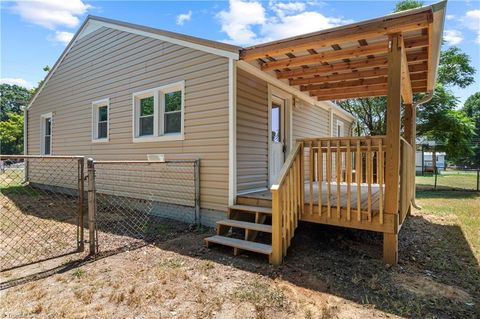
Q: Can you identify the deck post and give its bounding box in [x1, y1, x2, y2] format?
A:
[383, 33, 403, 265]
[404, 102, 416, 209]
[271, 187, 282, 265]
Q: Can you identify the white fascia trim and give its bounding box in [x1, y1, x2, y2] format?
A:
[27, 18, 239, 111]
[228, 58, 237, 206]
[86, 20, 239, 60]
[237, 61, 355, 122]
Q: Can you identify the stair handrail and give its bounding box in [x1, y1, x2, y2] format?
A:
[270, 142, 303, 265]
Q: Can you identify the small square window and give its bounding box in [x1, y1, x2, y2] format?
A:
[132, 81, 184, 142]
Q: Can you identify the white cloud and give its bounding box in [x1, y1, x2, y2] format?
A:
[443, 30, 463, 45]
[445, 14, 455, 21]
[54, 31, 74, 44]
[217, 0, 352, 46]
[262, 11, 353, 42]
[0, 78, 34, 89]
[13, 0, 91, 30]
[217, 0, 266, 45]
[176, 10, 192, 25]
[463, 9, 480, 44]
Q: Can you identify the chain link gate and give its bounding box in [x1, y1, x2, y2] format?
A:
[0, 155, 85, 271]
[86, 159, 200, 256]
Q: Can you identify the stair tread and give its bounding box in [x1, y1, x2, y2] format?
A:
[217, 219, 272, 233]
[229, 204, 272, 214]
[205, 235, 272, 255]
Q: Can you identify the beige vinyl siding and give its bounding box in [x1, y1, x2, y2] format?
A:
[333, 114, 353, 137]
[236, 69, 269, 193]
[292, 100, 331, 140]
[27, 27, 230, 212]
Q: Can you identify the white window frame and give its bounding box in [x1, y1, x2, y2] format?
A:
[336, 120, 344, 137]
[92, 98, 110, 143]
[40, 112, 53, 155]
[132, 81, 185, 143]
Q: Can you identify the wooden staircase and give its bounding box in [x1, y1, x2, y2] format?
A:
[204, 196, 274, 261]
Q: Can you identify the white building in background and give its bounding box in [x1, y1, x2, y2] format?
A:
[416, 151, 446, 173]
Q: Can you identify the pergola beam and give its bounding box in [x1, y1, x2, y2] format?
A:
[314, 85, 426, 101]
[291, 62, 427, 86]
[401, 38, 413, 104]
[276, 52, 428, 79]
[310, 80, 426, 97]
[240, 9, 432, 61]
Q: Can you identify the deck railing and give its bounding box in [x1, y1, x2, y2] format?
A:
[270, 142, 304, 265]
[300, 136, 387, 223]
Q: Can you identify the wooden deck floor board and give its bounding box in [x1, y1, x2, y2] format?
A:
[240, 182, 385, 211]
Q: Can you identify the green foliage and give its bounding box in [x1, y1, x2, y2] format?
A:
[0, 112, 24, 154]
[337, 97, 387, 136]
[394, 0, 423, 12]
[438, 47, 476, 88]
[0, 84, 32, 121]
[460, 92, 480, 167]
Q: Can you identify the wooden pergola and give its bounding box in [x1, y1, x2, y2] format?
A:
[239, 2, 446, 265]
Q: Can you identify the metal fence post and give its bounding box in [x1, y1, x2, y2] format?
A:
[77, 157, 85, 252]
[194, 159, 201, 226]
[87, 158, 96, 255]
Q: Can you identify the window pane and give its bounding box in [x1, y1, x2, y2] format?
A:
[44, 136, 51, 155]
[140, 97, 154, 116]
[140, 116, 154, 136]
[165, 91, 181, 112]
[99, 106, 108, 122]
[45, 118, 51, 135]
[164, 112, 181, 134]
[98, 122, 108, 139]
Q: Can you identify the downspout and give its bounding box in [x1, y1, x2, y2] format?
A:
[411, 91, 434, 209]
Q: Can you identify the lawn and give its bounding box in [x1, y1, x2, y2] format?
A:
[416, 169, 479, 191]
[1, 189, 479, 318]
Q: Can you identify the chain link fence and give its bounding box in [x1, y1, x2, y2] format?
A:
[416, 168, 480, 192]
[88, 159, 200, 256]
[0, 155, 85, 271]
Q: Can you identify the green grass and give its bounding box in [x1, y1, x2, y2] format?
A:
[416, 190, 480, 259]
[416, 170, 479, 191]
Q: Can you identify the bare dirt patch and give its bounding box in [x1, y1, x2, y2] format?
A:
[1, 192, 479, 318]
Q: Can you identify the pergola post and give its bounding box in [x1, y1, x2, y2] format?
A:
[404, 102, 417, 209]
[383, 33, 404, 265]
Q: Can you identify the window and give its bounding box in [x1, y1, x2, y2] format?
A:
[132, 81, 184, 142]
[92, 98, 110, 142]
[336, 120, 344, 137]
[40, 113, 52, 155]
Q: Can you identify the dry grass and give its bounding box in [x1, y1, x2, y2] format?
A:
[1, 189, 478, 318]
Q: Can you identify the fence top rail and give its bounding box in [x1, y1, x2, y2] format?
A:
[1, 155, 84, 160]
[91, 159, 199, 165]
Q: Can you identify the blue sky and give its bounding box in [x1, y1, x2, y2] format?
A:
[1, 0, 479, 104]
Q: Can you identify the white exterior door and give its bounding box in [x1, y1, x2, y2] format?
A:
[269, 96, 286, 185]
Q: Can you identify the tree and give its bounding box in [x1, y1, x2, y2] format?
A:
[0, 112, 24, 154]
[394, 0, 424, 12]
[438, 47, 476, 88]
[0, 84, 31, 121]
[461, 92, 480, 167]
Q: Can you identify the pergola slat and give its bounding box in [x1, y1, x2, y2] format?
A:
[276, 52, 427, 79]
[261, 43, 388, 71]
[309, 79, 426, 96]
[314, 86, 427, 101]
[241, 9, 432, 61]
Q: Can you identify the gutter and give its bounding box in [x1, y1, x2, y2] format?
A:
[411, 91, 434, 210]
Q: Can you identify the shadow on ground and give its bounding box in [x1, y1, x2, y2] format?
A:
[2, 190, 479, 318]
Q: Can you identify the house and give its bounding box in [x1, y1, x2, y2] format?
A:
[416, 151, 447, 173]
[25, 1, 446, 265]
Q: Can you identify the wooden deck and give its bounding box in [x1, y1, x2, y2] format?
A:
[240, 182, 384, 211]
